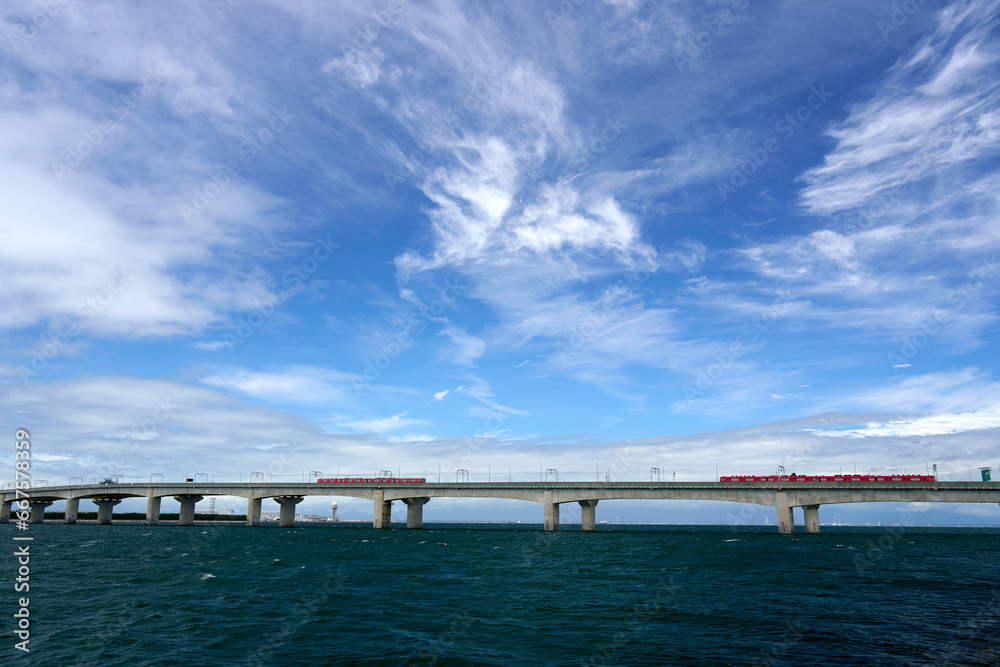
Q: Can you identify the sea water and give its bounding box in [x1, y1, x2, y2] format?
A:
[2, 523, 998, 666]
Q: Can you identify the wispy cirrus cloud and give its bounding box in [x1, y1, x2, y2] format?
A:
[800, 0, 1000, 216]
[341, 411, 428, 433]
[201, 366, 358, 406]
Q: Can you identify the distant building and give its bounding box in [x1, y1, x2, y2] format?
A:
[260, 511, 302, 522]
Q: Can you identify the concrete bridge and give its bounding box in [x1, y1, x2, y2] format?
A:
[3, 480, 998, 533]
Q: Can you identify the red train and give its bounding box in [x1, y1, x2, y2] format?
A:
[316, 477, 426, 484]
[719, 474, 935, 483]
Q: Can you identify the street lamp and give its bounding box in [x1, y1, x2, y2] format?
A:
[456, 469, 469, 483]
[546, 468, 558, 482]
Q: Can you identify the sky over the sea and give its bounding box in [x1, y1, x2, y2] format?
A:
[2, 0, 999, 523]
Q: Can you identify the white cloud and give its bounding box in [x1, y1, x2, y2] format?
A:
[842, 367, 1000, 414]
[341, 411, 428, 433]
[433, 389, 450, 400]
[201, 366, 358, 405]
[808, 408, 1000, 439]
[800, 0, 1000, 215]
[321, 47, 385, 88]
[193, 341, 230, 351]
[438, 325, 485, 367]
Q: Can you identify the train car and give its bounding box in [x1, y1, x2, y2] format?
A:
[316, 477, 426, 484]
[719, 474, 935, 483]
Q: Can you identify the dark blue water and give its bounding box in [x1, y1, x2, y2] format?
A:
[2, 523, 999, 666]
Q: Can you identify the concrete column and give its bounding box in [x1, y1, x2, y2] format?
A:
[273, 496, 304, 527]
[29, 500, 52, 524]
[246, 495, 262, 527]
[775, 505, 794, 535]
[1, 500, 11, 523]
[65, 497, 80, 524]
[145, 494, 161, 526]
[544, 490, 560, 531]
[93, 498, 121, 525]
[402, 497, 430, 529]
[803, 505, 820, 534]
[774, 491, 794, 535]
[173, 495, 203, 526]
[373, 489, 392, 529]
[579, 500, 599, 531]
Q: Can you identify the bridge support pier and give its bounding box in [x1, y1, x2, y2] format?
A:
[373, 489, 393, 529]
[803, 505, 820, 534]
[65, 497, 80, 524]
[1, 499, 11, 523]
[544, 490, 560, 531]
[274, 496, 304, 527]
[174, 495, 203, 526]
[776, 505, 794, 534]
[93, 498, 121, 525]
[146, 494, 161, 525]
[579, 500, 599, 531]
[246, 496, 261, 527]
[403, 497, 430, 529]
[29, 500, 52, 524]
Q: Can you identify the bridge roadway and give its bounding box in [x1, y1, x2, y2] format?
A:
[2, 481, 998, 533]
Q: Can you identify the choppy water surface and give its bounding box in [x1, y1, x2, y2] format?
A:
[2, 523, 999, 666]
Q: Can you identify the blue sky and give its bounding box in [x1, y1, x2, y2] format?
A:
[2, 0, 1000, 524]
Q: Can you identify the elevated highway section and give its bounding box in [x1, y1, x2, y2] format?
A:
[3, 480, 998, 533]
